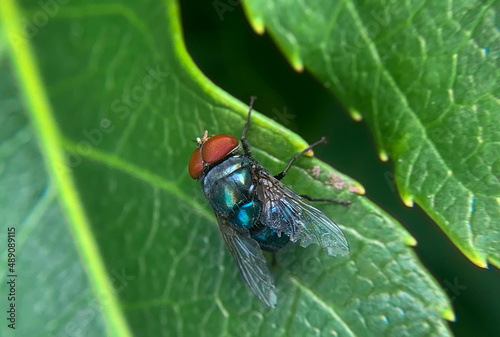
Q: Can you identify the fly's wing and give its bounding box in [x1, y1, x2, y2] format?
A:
[256, 170, 350, 257]
[215, 213, 277, 307]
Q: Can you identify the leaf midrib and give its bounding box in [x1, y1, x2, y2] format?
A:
[0, 1, 134, 336]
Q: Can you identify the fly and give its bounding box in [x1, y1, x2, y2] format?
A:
[188, 97, 350, 307]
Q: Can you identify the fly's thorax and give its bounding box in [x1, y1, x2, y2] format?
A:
[201, 155, 258, 216]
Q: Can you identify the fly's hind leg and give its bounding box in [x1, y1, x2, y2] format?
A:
[274, 137, 328, 181]
[299, 194, 350, 207]
[241, 96, 257, 157]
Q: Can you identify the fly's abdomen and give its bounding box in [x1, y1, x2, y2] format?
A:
[232, 200, 261, 228]
[251, 226, 290, 252]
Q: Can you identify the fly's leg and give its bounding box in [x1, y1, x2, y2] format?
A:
[274, 137, 327, 181]
[241, 96, 257, 157]
[275, 137, 350, 206]
[299, 194, 350, 207]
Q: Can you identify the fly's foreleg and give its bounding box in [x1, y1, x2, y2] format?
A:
[241, 96, 257, 157]
[274, 137, 328, 181]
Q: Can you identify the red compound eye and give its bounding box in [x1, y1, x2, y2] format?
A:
[188, 148, 203, 179]
[201, 134, 239, 164]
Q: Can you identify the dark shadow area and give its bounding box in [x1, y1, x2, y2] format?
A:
[180, 2, 500, 336]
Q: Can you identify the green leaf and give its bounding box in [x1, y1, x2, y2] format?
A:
[0, 63, 107, 336]
[1, 0, 454, 336]
[241, 0, 500, 268]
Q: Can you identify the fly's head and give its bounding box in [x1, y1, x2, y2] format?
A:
[188, 131, 240, 180]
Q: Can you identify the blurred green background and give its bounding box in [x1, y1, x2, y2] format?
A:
[180, 2, 500, 336]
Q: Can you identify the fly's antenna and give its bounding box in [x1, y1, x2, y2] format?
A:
[197, 130, 209, 147]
